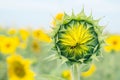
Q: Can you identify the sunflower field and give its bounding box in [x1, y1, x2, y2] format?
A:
[0, 3, 120, 80]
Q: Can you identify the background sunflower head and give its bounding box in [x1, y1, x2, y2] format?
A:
[104, 34, 120, 52]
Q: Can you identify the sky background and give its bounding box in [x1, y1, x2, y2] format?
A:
[0, 0, 120, 33]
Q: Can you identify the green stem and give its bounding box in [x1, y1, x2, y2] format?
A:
[71, 63, 80, 80]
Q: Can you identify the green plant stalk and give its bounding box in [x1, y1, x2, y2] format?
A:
[71, 63, 80, 80]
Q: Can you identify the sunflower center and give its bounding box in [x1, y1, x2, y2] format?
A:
[56, 20, 98, 61]
[33, 42, 39, 50]
[113, 41, 117, 45]
[6, 43, 11, 48]
[36, 32, 40, 37]
[13, 61, 26, 78]
[70, 43, 79, 49]
[33, 44, 38, 48]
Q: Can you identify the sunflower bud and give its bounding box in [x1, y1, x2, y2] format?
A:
[52, 10, 104, 64]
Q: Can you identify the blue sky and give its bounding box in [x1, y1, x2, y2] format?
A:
[0, 0, 120, 33]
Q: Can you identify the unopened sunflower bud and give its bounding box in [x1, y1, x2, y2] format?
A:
[52, 10, 104, 64]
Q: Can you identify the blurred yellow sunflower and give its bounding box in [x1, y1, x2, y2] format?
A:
[19, 29, 29, 41]
[0, 35, 5, 43]
[81, 64, 96, 77]
[31, 41, 40, 53]
[104, 35, 120, 52]
[7, 55, 35, 80]
[0, 36, 19, 54]
[8, 28, 16, 35]
[62, 70, 71, 80]
[51, 12, 64, 27]
[32, 29, 51, 42]
[0, 35, 6, 49]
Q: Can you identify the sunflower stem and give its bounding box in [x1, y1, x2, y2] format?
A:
[71, 63, 80, 80]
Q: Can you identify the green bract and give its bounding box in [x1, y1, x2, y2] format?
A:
[51, 10, 104, 64]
